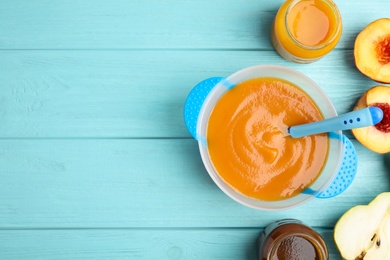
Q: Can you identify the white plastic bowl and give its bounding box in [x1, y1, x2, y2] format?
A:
[196, 65, 343, 210]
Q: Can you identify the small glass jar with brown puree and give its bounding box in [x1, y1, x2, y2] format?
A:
[258, 219, 328, 260]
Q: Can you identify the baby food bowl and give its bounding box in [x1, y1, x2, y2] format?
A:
[184, 65, 357, 210]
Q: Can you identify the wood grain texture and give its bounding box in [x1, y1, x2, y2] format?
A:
[0, 49, 377, 138]
[0, 229, 340, 259]
[0, 139, 388, 229]
[0, 0, 389, 50]
[1, 0, 389, 259]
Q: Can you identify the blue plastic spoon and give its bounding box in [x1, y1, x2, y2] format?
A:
[288, 106, 383, 138]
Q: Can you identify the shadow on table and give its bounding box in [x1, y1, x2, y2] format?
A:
[256, 7, 279, 50]
[383, 153, 390, 185]
[244, 231, 261, 260]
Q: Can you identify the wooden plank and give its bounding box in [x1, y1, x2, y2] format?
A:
[0, 1, 389, 49]
[0, 139, 387, 228]
[0, 49, 377, 138]
[0, 1, 387, 260]
[0, 228, 341, 259]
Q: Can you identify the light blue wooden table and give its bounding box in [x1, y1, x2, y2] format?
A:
[0, 1, 389, 259]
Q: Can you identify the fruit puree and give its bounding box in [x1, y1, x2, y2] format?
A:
[207, 77, 328, 201]
[287, 0, 337, 47]
[272, 0, 342, 63]
[259, 219, 328, 259]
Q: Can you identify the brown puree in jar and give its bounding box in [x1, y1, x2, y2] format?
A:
[259, 219, 328, 260]
[207, 77, 328, 201]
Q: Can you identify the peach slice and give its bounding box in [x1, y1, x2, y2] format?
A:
[352, 86, 390, 153]
[354, 18, 390, 83]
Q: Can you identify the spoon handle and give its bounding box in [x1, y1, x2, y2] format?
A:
[288, 106, 383, 138]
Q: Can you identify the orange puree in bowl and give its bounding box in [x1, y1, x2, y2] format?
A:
[207, 77, 328, 201]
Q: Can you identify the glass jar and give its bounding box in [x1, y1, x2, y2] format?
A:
[258, 219, 328, 259]
[272, 0, 342, 63]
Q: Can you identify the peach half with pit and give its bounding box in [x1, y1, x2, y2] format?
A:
[354, 18, 390, 83]
[352, 86, 390, 154]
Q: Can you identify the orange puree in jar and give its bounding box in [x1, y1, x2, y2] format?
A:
[207, 78, 328, 201]
[272, 0, 342, 63]
[287, 0, 335, 46]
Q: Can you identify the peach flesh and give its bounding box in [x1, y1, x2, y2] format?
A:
[354, 18, 390, 83]
[352, 86, 390, 154]
[376, 35, 390, 65]
[373, 103, 390, 133]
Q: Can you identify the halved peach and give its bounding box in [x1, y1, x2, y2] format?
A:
[354, 18, 390, 83]
[352, 86, 390, 153]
